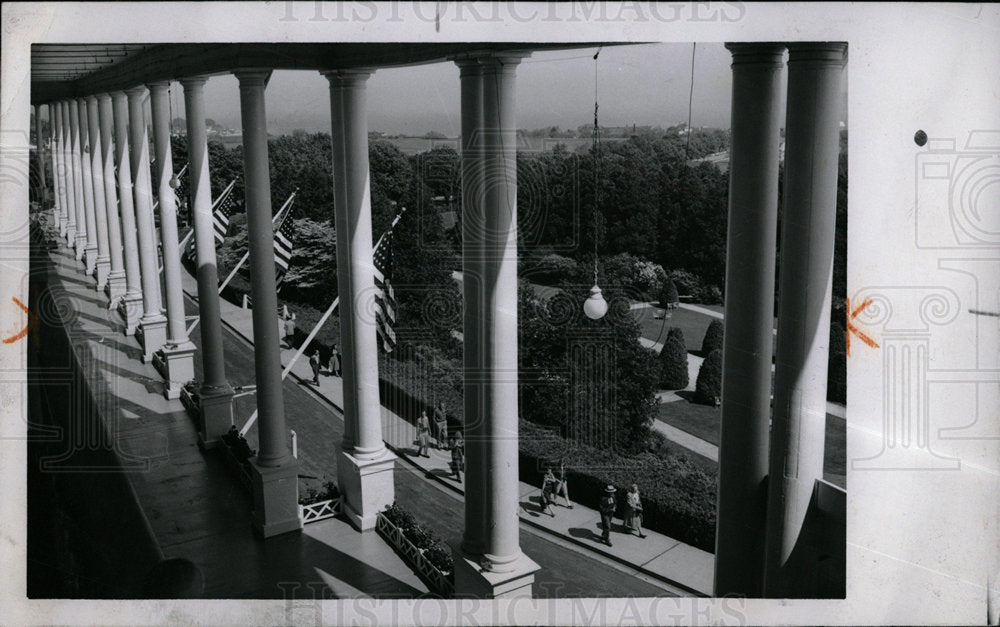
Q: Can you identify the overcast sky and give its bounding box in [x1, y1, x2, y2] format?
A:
[191, 42, 845, 137]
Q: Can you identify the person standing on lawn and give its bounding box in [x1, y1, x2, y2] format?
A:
[433, 401, 448, 449]
[309, 350, 321, 385]
[416, 411, 431, 457]
[557, 459, 573, 508]
[599, 485, 617, 546]
[626, 484, 646, 538]
[283, 312, 296, 348]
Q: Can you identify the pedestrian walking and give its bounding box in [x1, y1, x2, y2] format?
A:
[626, 484, 646, 538]
[433, 401, 448, 449]
[283, 313, 296, 348]
[328, 344, 341, 377]
[415, 411, 431, 457]
[309, 351, 321, 385]
[556, 459, 573, 508]
[540, 467, 557, 517]
[448, 431, 465, 481]
[599, 485, 617, 547]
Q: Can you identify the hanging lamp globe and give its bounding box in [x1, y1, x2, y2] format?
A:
[169, 173, 180, 189]
[583, 284, 608, 320]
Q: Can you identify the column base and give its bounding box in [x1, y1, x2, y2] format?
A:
[248, 457, 302, 539]
[136, 314, 167, 363]
[197, 384, 235, 450]
[152, 341, 196, 399]
[118, 293, 144, 336]
[65, 226, 75, 246]
[95, 257, 111, 291]
[104, 272, 127, 302]
[84, 245, 99, 274]
[74, 236, 87, 260]
[450, 544, 539, 599]
[337, 448, 397, 531]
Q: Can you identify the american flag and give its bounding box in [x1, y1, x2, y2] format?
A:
[272, 212, 294, 291]
[373, 216, 398, 353]
[212, 183, 236, 244]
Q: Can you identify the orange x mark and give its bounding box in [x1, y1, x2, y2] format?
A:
[3, 297, 39, 348]
[846, 297, 879, 356]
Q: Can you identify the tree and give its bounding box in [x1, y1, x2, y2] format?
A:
[695, 349, 723, 405]
[701, 319, 724, 356]
[278, 218, 338, 309]
[658, 277, 679, 309]
[658, 329, 688, 390]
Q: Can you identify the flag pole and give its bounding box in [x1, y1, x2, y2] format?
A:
[216, 189, 297, 295]
[238, 207, 405, 437]
[175, 178, 235, 259]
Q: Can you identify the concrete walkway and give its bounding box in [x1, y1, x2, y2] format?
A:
[183, 267, 714, 596]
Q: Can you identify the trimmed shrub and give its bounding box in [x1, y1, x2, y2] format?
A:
[518, 420, 717, 552]
[532, 253, 579, 285]
[658, 330, 689, 390]
[658, 278, 679, 309]
[695, 349, 723, 406]
[701, 319, 724, 355]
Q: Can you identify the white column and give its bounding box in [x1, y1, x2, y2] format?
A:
[324, 68, 396, 532]
[235, 69, 301, 538]
[148, 81, 196, 399]
[98, 94, 127, 301]
[35, 106, 50, 211]
[126, 86, 167, 362]
[68, 98, 88, 260]
[87, 95, 112, 290]
[182, 75, 234, 447]
[77, 98, 100, 274]
[457, 57, 487, 557]
[451, 53, 538, 599]
[59, 101, 77, 245]
[714, 43, 785, 598]
[763, 42, 847, 598]
[112, 91, 145, 334]
[51, 103, 66, 237]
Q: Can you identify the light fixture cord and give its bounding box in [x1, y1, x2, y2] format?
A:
[592, 47, 602, 286]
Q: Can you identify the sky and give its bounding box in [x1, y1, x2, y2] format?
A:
[189, 42, 846, 137]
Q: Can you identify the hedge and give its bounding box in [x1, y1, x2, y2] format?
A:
[658, 330, 689, 390]
[695, 349, 723, 405]
[518, 420, 717, 552]
[701, 319, 724, 355]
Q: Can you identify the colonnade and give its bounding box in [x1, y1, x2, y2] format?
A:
[39, 50, 536, 598]
[715, 42, 847, 598]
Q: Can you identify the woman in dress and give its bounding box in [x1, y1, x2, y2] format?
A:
[556, 458, 573, 508]
[626, 484, 646, 538]
[416, 411, 431, 457]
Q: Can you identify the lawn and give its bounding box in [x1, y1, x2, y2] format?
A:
[633, 306, 719, 353]
[655, 400, 847, 489]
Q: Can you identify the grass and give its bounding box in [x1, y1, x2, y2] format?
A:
[634, 306, 719, 353]
[655, 400, 847, 489]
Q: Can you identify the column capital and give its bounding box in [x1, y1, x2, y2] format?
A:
[477, 53, 527, 75]
[787, 42, 848, 68]
[85, 94, 99, 103]
[234, 68, 273, 86]
[146, 80, 171, 92]
[96, 92, 113, 104]
[179, 75, 209, 89]
[124, 85, 148, 98]
[321, 68, 375, 84]
[725, 42, 786, 66]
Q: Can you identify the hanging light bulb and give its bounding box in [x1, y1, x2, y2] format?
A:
[169, 172, 180, 189]
[584, 284, 608, 320]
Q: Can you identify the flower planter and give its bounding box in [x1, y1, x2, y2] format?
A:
[376, 512, 454, 596]
[299, 498, 341, 524]
[220, 438, 253, 496]
[179, 384, 200, 425]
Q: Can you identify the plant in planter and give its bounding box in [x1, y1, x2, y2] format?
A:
[404, 523, 436, 551]
[182, 379, 199, 399]
[423, 542, 454, 575]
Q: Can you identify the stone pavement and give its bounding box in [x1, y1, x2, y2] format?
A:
[180, 265, 715, 596]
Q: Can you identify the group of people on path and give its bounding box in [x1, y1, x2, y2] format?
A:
[415, 401, 465, 481]
[277, 306, 343, 386]
[598, 483, 646, 546]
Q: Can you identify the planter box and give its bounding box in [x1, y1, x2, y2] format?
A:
[299, 497, 341, 525]
[221, 439, 253, 496]
[376, 513, 454, 596]
[179, 385, 200, 424]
